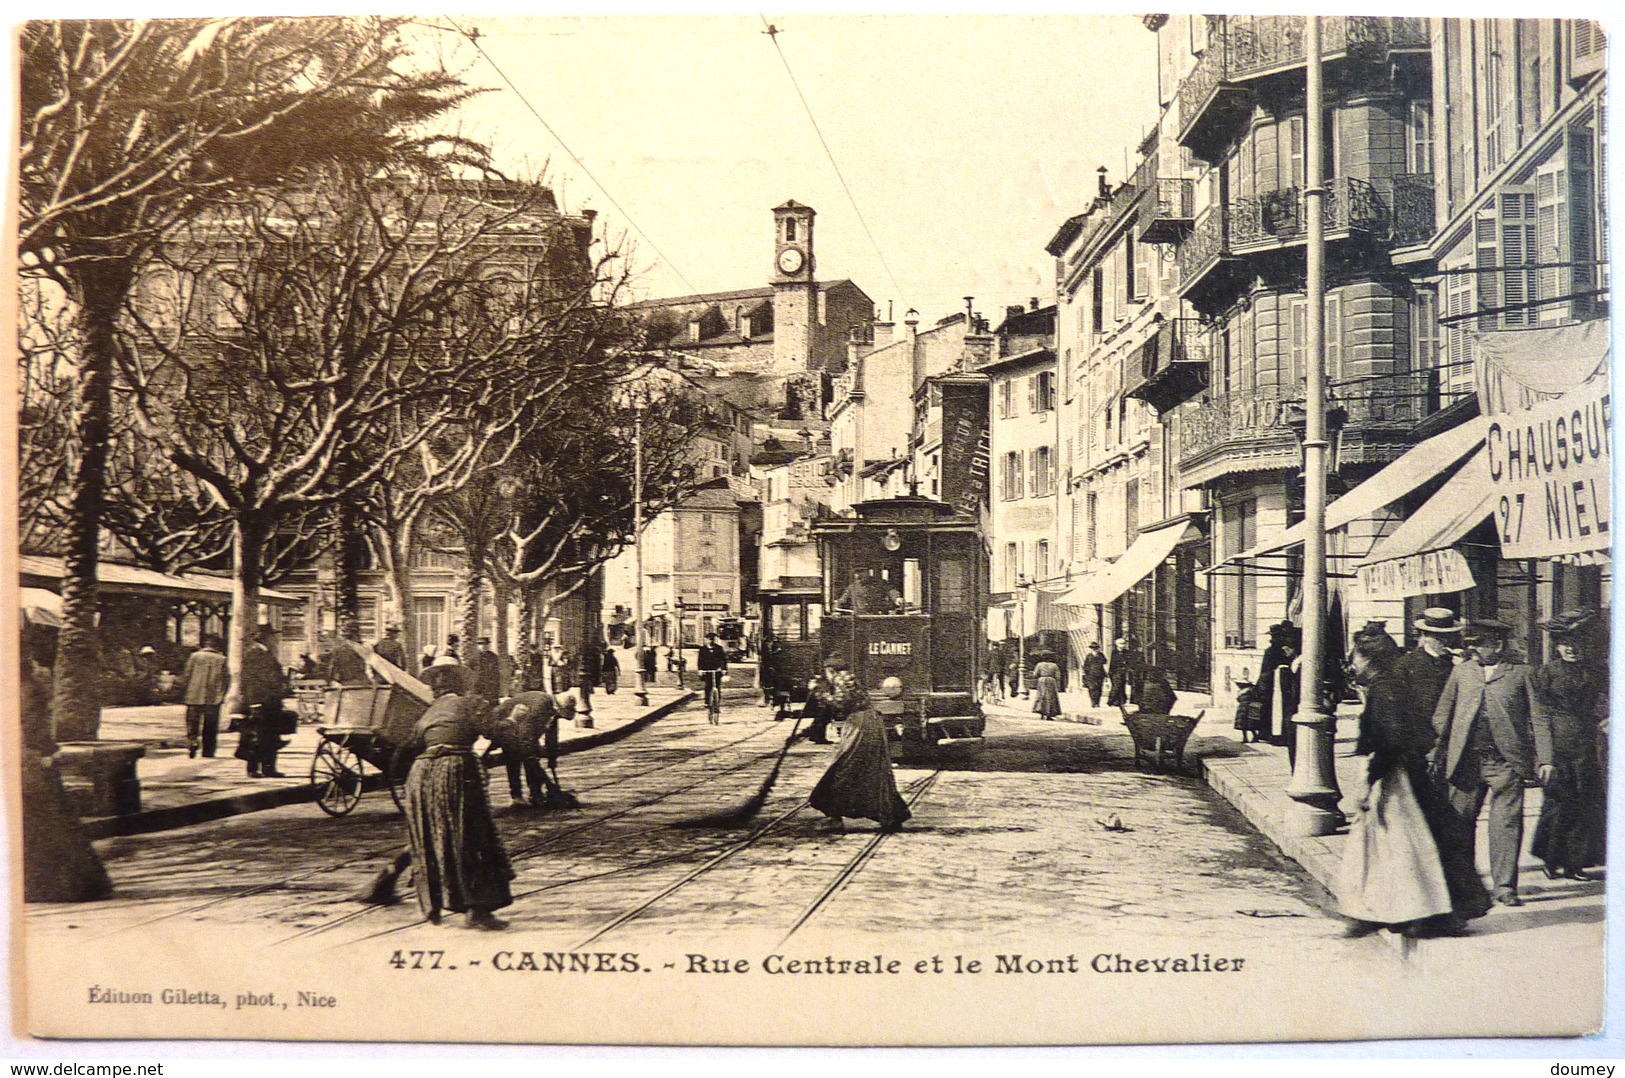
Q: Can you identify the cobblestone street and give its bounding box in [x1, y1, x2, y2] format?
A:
[34, 695, 1352, 955]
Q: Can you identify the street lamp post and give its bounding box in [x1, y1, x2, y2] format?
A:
[633, 409, 650, 707]
[1285, 15, 1343, 836]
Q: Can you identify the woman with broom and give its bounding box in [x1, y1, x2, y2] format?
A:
[808, 661, 910, 834]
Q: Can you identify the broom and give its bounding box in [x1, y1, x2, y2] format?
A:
[669, 711, 807, 829]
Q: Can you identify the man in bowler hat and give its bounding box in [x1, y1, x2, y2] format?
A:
[1430, 617, 1553, 907]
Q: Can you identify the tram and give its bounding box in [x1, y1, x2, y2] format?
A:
[760, 496, 986, 745]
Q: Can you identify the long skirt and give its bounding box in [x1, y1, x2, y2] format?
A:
[405, 746, 515, 916]
[1337, 764, 1453, 925]
[1032, 676, 1062, 719]
[603, 666, 619, 695]
[809, 708, 910, 828]
[1531, 752, 1607, 873]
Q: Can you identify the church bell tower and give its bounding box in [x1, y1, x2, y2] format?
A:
[772, 200, 817, 372]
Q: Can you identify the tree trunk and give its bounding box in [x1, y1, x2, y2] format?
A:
[220, 512, 269, 723]
[517, 585, 537, 689]
[51, 281, 124, 743]
[334, 500, 365, 643]
[460, 543, 486, 657]
[492, 577, 513, 692]
[381, 524, 421, 676]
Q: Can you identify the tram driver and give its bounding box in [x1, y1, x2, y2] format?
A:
[835, 569, 903, 615]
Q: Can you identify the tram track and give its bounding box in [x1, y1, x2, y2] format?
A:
[561, 770, 944, 950]
[266, 718, 810, 945]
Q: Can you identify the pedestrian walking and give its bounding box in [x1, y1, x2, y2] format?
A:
[1257, 622, 1301, 753]
[235, 624, 291, 778]
[472, 636, 502, 701]
[1106, 638, 1129, 707]
[602, 645, 620, 695]
[1031, 653, 1062, 720]
[641, 644, 658, 687]
[403, 657, 514, 929]
[1337, 626, 1457, 937]
[808, 664, 909, 833]
[1531, 609, 1607, 881]
[179, 634, 227, 758]
[1430, 617, 1554, 908]
[1081, 641, 1107, 707]
[549, 642, 574, 694]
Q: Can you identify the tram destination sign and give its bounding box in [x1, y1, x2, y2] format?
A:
[1486, 379, 1611, 559]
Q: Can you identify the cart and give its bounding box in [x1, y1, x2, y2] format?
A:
[292, 678, 327, 724]
[311, 683, 426, 816]
[1121, 708, 1202, 773]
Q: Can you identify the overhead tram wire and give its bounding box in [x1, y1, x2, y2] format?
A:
[446, 17, 704, 298]
[760, 17, 905, 300]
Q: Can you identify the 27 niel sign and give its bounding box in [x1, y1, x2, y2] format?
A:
[1487, 380, 1611, 559]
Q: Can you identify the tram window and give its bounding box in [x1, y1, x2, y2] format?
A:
[771, 604, 804, 640]
[805, 602, 822, 635]
[937, 558, 970, 614]
[902, 559, 923, 611]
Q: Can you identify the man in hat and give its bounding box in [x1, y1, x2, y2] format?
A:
[697, 630, 729, 720]
[373, 624, 408, 673]
[1393, 608, 1464, 726]
[1430, 617, 1554, 907]
[472, 636, 502, 701]
[1081, 641, 1108, 707]
[236, 624, 291, 778]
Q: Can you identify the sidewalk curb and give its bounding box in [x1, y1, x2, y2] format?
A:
[83, 692, 695, 840]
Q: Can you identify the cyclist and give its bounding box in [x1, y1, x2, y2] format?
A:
[697, 630, 729, 725]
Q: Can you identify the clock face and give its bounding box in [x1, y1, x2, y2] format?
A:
[778, 246, 805, 274]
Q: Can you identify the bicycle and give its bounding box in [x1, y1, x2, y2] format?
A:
[702, 669, 724, 725]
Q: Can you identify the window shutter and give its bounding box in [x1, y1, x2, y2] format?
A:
[1535, 159, 1565, 320]
[1568, 125, 1597, 318]
[1027, 375, 1037, 413]
[1474, 208, 1501, 331]
[1570, 20, 1606, 82]
[1323, 295, 1342, 379]
[1289, 298, 1308, 386]
[1499, 190, 1537, 327]
[1287, 116, 1306, 191]
[1134, 229, 1151, 302]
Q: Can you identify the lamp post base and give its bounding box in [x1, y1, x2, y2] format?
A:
[1285, 707, 1344, 838]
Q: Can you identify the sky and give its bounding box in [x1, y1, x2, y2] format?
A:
[409, 13, 1161, 325]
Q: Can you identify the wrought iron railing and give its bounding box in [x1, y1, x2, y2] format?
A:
[1227, 177, 1388, 250]
[1179, 384, 1295, 458]
[1176, 46, 1226, 144]
[1178, 17, 1432, 140]
[1387, 173, 1436, 246]
[1146, 178, 1194, 224]
[1176, 206, 1230, 287]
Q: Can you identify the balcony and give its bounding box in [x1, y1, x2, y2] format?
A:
[1180, 368, 1439, 479]
[1139, 177, 1196, 245]
[1228, 177, 1389, 254]
[1124, 318, 1210, 414]
[1175, 206, 1247, 311]
[1175, 45, 1252, 163]
[1177, 16, 1432, 162]
[1386, 174, 1436, 247]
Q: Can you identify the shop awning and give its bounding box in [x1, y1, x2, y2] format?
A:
[1351, 446, 1495, 599]
[1058, 521, 1202, 607]
[1474, 321, 1611, 413]
[19, 554, 303, 606]
[1223, 415, 1489, 566]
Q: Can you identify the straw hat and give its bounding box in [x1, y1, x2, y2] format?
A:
[1412, 607, 1464, 634]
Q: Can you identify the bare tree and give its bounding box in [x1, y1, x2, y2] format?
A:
[486, 369, 709, 665]
[19, 16, 477, 740]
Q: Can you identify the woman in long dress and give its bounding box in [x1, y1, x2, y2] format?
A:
[1336, 627, 1456, 937]
[1531, 611, 1607, 880]
[808, 662, 909, 832]
[1031, 653, 1062, 720]
[404, 660, 514, 929]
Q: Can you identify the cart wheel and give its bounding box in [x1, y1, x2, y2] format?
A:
[387, 745, 416, 815]
[311, 740, 365, 816]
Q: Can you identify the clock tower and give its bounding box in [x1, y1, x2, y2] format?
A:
[772, 200, 817, 371]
